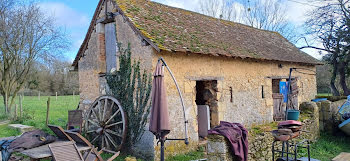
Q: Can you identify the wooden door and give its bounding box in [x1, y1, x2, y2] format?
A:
[288, 79, 299, 110]
[273, 93, 285, 121]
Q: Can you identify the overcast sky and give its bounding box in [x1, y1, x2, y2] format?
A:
[37, 0, 326, 62]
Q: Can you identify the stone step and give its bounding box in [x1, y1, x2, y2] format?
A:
[332, 152, 350, 161]
[0, 120, 10, 126]
[8, 124, 35, 133]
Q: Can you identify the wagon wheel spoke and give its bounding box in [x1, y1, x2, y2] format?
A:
[105, 129, 123, 138]
[103, 98, 108, 121]
[91, 108, 100, 122]
[105, 132, 118, 149]
[104, 135, 111, 149]
[88, 119, 100, 128]
[105, 109, 120, 125]
[91, 135, 100, 143]
[105, 121, 123, 129]
[86, 130, 95, 134]
[97, 100, 102, 122]
[101, 134, 105, 149]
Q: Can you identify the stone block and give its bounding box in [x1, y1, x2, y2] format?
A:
[300, 102, 318, 115]
[208, 139, 227, 154]
[8, 124, 35, 133]
[321, 100, 332, 112]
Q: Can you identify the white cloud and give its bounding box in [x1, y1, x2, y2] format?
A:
[39, 2, 90, 27]
[152, 0, 199, 11]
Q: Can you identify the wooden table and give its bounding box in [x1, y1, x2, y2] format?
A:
[332, 152, 350, 161]
[20, 141, 91, 161]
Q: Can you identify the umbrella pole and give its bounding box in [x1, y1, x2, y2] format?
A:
[160, 138, 165, 161]
[158, 57, 189, 144]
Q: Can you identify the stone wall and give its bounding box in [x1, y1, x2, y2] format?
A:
[318, 99, 346, 133]
[151, 50, 317, 159]
[208, 101, 320, 161]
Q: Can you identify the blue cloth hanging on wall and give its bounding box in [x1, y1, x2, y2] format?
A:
[279, 81, 288, 102]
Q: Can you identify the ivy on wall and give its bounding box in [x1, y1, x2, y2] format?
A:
[106, 43, 152, 149]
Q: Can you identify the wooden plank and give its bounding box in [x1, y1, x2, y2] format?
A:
[105, 23, 117, 73]
[332, 152, 350, 161]
[273, 96, 285, 121]
[21, 141, 91, 159]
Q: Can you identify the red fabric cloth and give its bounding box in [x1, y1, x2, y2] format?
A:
[208, 121, 248, 161]
[149, 62, 170, 139]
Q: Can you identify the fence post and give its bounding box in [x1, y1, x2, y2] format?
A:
[14, 104, 17, 120]
[4, 93, 7, 114]
[19, 95, 23, 118]
[56, 92, 58, 101]
[46, 97, 50, 126]
[73, 91, 75, 101]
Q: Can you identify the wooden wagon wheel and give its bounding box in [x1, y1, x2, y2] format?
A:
[85, 95, 127, 151]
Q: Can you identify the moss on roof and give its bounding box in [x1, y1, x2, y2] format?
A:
[115, 0, 320, 64]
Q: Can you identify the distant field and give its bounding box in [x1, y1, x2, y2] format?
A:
[0, 95, 79, 137]
[317, 93, 333, 96]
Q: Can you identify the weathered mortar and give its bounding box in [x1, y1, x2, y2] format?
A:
[208, 101, 319, 161]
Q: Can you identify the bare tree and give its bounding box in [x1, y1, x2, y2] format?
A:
[301, 0, 350, 96]
[0, 0, 67, 114]
[198, 0, 296, 41]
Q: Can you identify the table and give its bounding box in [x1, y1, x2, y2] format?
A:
[20, 141, 91, 161]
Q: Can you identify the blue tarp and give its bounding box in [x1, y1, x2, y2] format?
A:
[279, 81, 288, 102]
[0, 139, 14, 161]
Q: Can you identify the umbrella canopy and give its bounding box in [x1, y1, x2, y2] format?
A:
[149, 62, 170, 139]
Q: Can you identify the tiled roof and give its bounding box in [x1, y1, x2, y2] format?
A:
[72, 0, 321, 67]
[115, 0, 321, 65]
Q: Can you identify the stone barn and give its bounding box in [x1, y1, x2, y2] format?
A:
[72, 0, 321, 159]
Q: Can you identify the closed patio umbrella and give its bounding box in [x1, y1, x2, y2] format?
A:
[149, 61, 170, 139]
[149, 58, 189, 161]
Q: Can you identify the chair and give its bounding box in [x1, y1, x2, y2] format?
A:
[64, 131, 120, 161]
[49, 141, 84, 161]
[48, 125, 120, 161]
[49, 141, 119, 161]
[66, 110, 83, 133]
[48, 124, 73, 141]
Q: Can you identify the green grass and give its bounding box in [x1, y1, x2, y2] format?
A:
[298, 134, 350, 161]
[0, 124, 20, 137]
[317, 93, 332, 97]
[167, 147, 205, 161]
[0, 95, 79, 137]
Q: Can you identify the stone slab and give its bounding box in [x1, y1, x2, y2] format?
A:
[0, 120, 10, 126]
[332, 152, 350, 161]
[8, 124, 35, 133]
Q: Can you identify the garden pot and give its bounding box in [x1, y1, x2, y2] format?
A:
[287, 109, 300, 120]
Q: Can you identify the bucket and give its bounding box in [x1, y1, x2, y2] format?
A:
[287, 109, 300, 120]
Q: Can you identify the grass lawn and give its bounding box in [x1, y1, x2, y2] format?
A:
[0, 95, 79, 137]
[316, 93, 332, 97]
[308, 134, 350, 161]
